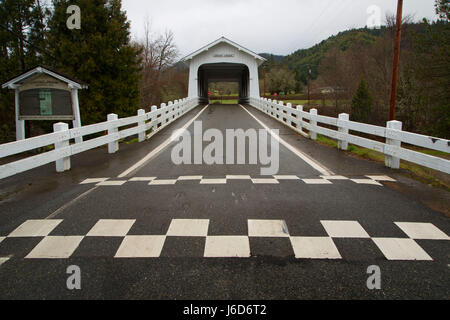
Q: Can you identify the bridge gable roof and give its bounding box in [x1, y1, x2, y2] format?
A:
[181, 37, 266, 64]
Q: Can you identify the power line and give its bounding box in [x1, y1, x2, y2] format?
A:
[302, 0, 338, 39]
[313, 0, 355, 43]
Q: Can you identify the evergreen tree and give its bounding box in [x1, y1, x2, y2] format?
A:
[0, 0, 48, 142]
[47, 0, 141, 124]
[435, 0, 449, 21]
[351, 79, 373, 123]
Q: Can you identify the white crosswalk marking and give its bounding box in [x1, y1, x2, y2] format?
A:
[149, 179, 178, 185]
[226, 175, 251, 180]
[115, 236, 166, 258]
[367, 176, 397, 182]
[1, 219, 447, 261]
[273, 175, 300, 180]
[320, 175, 349, 180]
[395, 222, 450, 240]
[80, 178, 109, 184]
[8, 220, 63, 238]
[290, 237, 342, 259]
[204, 236, 250, 258]
[321, 221, 371, 238]
[87, 220, 135, 237]
[248, 220, 289, 237]
[251, 179, 279, 184]
[200, 179, 227, 184]
[129, 177, 156, 182]
[26, 236, 84, 259]
[96, 181, 127, 186]
[167, 219, 210, 237]
[80, 175, 399, 187]
[372, 238, 433, 261]
[351, 179, 383, 186]
[302, 179, 332, 184]
[178, 176, 203, 180]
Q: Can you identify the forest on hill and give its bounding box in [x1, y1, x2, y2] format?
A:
[261, 4, 449, 138]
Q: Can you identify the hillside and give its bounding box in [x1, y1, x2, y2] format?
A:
[280, 27, 384, 85]
[259, 53, 285, 63]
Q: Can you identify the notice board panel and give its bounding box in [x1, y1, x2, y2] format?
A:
[19, 88, 74, 120]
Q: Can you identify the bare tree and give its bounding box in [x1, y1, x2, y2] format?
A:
[135, 20, 180, 108]
[155, 30, 178, 72]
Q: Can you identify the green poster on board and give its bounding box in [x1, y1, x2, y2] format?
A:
[39, 90, 52, 116]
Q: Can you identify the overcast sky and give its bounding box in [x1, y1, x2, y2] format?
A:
[123, 0, 438, 57]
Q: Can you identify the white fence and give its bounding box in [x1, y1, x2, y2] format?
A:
[0, 97, 199, 179]
[249, 97, 450, 174]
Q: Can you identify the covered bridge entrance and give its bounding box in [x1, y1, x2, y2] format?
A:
[182, 37, 266, 104]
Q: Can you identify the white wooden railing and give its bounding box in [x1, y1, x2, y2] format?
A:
[249, 97, 450, 174]
[0, 97, 199, 179]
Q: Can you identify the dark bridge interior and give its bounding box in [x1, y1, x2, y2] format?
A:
[198, 63, 250, 104]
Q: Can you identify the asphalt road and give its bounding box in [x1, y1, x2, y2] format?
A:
[0, 104, 449, 300]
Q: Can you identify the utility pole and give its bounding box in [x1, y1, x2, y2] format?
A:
[389, 0, 403, 121]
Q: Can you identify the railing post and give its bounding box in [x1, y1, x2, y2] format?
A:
[296, 105, 303, 132]
[172, 101, 177, 119]
[338, 113, 349, 150]
[161, 103, 167, 124]
[277, 101, 283, 119]
[309, 108, 318, 140]
[168, 101, 173, 121]
[179, 100, 183, 116]
[107, 113, 119, 154]
[286, 103, 292, 124]
[53, 122, 71, 173]
[137, 109, 146, 142]
[151, 106, 158, 133]
[385, 120, 403, 169]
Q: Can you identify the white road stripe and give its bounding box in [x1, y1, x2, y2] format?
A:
[366, 175, 397, 182]
[273, 175, 300, 180]
[351, 179, 383, 186]
[302, 179, 332, 185]
[178, 176, 203, 180]
[46, 187, 99, 220]
[200, 179, 227, 185]
[226, 175, 252, 180]
[129, 177, 156, 182]
[321, 175, 349, 180]
[80, 178, 109, 184]
[118, 105, 210, 178]
[251, 179, 279, 184]
[239, 105, 333, 176]
[97, 180, 127, 186]
[0, 257, 10, 266]
[149, 179, 178, 186]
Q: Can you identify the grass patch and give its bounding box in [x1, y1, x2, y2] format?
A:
[124, 137, 139, 145]
[315, 134, 449, 191]
[317, 135, 338, 148]
[210, 99, 238, 105]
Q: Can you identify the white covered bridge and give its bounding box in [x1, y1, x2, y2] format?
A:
[182, 37, 266, 104]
